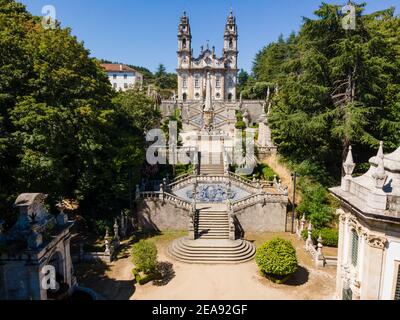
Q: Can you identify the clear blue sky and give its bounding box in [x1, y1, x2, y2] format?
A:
[20, 0, 400, 73]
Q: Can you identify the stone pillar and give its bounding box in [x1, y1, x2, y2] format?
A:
[299, 215, 306, 239]
[336, 209, 347, 299]
[360, 234, 387, 300]
[113, 219, 120, 247]
[305, 223, 313, 250]
[120, 211, 126, 238]
[315, 234, 325, 267]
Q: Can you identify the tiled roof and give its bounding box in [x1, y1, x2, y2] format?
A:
[100, 63, 139, 73]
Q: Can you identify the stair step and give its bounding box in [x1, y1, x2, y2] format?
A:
[168, 238, 256, 264]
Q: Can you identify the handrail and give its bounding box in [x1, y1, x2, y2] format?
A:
[139, 191, 192, 209]
[231, 193, 287, 211]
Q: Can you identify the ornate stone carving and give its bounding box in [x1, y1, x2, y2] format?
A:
[365, 234, 387, 249]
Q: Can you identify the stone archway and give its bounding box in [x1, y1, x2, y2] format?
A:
[46, 251, 69, 300]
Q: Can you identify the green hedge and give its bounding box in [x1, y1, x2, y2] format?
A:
[301, 228, 339, 247]
[255, 238, 298, 284]
[132, 268, 160, 285]
[131, 240, 158, 275]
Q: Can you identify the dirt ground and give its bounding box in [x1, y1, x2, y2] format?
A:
[76, 232, 337, 300]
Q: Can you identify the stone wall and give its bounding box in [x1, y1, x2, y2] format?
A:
[136, 198, 287, 233]
[137, 198, 190, 231]
[235, 202, 287, 232]
[240, 100, 264, 125]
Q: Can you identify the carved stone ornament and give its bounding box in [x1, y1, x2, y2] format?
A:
[365, 234, 387, 249]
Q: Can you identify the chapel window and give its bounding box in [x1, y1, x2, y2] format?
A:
[394, 266, 400, 300]
[216, 76, 221, 88]
[351, 229, 359, 267]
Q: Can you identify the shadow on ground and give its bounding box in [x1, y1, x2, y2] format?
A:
[285, 266, 309, 286]
[153, 261, 176, 287]
[75, 261, 135, 300]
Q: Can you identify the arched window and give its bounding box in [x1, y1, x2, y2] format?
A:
[182, 76, 187, 88]
[228, 76, 234, 88]
[229, 38, 233, 49]
[228, 93, 232, 101]
[195, 75, 200, 88]
[182, 38, 187, 49]
[216, 75, 221, 88]
[183, 93, 187, 101]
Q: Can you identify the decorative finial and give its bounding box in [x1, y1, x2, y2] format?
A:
[343, 145, 355, 176]
[373, 142, 387, 189]
[377, 141, 384, 159]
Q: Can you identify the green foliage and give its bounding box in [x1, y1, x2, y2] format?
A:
[253, 3, 400, 179]
[301, 228, 339, 248]
[296, 178, 336, 229]
[248, 163, 278, 181]
[256, 238, 298, 283]
[132, 268, 160, 285]
[131, 240, 158, 275]
[154, 63, 177, 90]
[175, 164, 194, 176]
[0, 1, 161, 219]
[235, 120, 246, 130]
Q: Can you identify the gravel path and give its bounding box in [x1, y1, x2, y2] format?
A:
[77, 233, 337, 300]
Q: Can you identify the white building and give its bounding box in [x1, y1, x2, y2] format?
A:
[101, 63, 143, 91]
[330, 143, 400, 300]
[177, 11, 238, 102]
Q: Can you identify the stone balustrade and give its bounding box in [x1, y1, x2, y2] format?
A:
[169, 174, 264, 195]
[139, 191, 192, 211]
[231, 192, 287, 212]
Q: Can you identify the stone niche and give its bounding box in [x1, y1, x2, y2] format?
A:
[0, 193, 75, 300]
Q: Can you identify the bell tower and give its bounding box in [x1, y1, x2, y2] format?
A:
[223, 10, 238, 101]
[178, 11, 192, 67]
[177, 11, 192, 101]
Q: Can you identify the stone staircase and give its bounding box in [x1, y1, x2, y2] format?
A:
[168, 203, 256, 264]
[200, 153, 225, 175]
[168, 238, 256, 264]
[196, 209, 229, 239]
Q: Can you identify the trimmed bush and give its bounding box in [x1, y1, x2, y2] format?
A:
[131, 240, 158, 275]
[132, 268, 160, 285]
[301, 228, 339, 247]
[235, 120, 247, 130]
[256, 238, 298, 284]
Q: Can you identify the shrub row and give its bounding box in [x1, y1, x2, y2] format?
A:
[301, 228, 339, 247]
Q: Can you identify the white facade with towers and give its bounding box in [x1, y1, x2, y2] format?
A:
[177, 11, 238, 102]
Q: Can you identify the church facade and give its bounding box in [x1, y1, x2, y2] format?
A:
[177, 11, 238, 102]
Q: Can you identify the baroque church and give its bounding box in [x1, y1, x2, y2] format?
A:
[177, 11, 238, 102]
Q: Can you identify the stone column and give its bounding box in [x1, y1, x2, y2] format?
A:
[336, 209, 347, 299]
[360, 233, 387, 300]
[305, 223, 313, 250]
[113, 219, 120, 247]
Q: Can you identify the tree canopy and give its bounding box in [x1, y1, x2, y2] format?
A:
[252, 2, 400, 180]
[0, 0, 161, 226]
